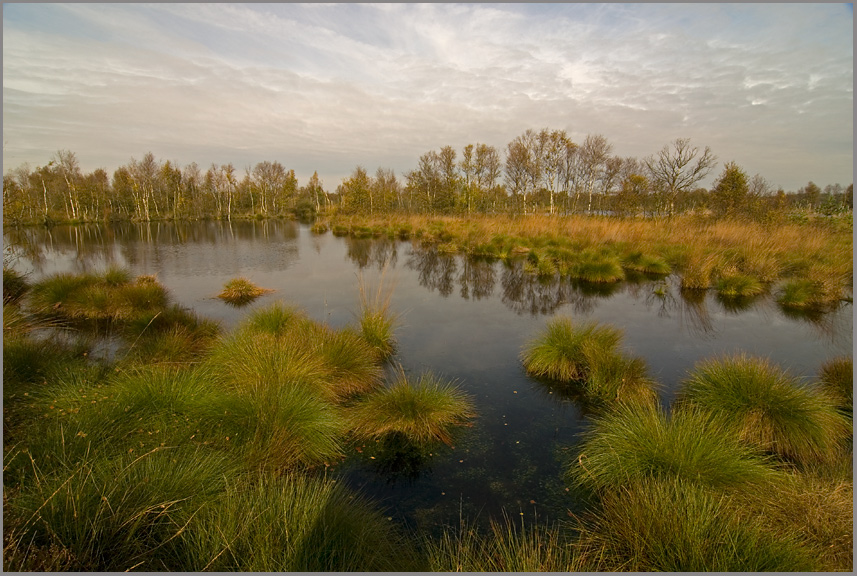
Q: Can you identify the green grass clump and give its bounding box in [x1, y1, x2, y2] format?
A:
[357, 271, 398, 361]
[240, 301, 304, 337]
[571, 403, 779, 494]
[217, 276, 273, 306]
[210, 377, 345, 471]
[9, 447, 237, 571]
[818, 357, 853, 418]
[206, 330, 331, 400]
[346, 372, 475, 446]
[425, 516, 591, 572]
[621, 251, 671, 275]
[182, 474, 420, 571]
[314, 325, 384, 399]
[28, 270, 169, 324]
[776, 278, 829, 310]
[678, 354, 850, 464]
[3, 266, 29, 303]
[716, 274, 765, 298]
[574, 477, 817, 572]
[569, 252, 625, 283]
[521, 318, 621, 382]
[585, 351, 659, 408]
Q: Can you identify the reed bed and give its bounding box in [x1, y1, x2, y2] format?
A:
[677, 354, 850, 464]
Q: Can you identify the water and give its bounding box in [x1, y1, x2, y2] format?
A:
[4, 220, 852, 532]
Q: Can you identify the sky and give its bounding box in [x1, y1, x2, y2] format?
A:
[3, 3, 853, 192]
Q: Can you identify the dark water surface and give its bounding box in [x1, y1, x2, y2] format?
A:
[5, 220, 852, 532]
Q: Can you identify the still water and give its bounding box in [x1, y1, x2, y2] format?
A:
[4, 220, 852, 532]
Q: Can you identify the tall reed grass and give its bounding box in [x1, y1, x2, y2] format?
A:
[324, 213, 851, 307]
[8, 447, 237, 571]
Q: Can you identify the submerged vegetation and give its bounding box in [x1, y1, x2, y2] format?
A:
[3, 264, 851, 571]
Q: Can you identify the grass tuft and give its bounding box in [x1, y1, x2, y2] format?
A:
[521, 318, 621, 382]
[181, 474, 419, 571]
[356, 268, 398, 360]
[573, 477, 817, 571]
[571, 402, 780, 493]
[716, 273, 766, 298]
[346, 371, 475, 446]
[677, 354, 850, 464]
[817, 357, 853, 417]
[217, 276, 273, 306]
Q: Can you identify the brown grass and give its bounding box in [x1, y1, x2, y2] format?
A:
[325, 214, 851, 305]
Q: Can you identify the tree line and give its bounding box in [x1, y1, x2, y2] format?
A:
[3, 129, 852, 225]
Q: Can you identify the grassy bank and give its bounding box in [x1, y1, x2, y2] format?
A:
[321, 213, 852, 310]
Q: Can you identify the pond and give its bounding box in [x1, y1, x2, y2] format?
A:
[4, 219, 852, 534]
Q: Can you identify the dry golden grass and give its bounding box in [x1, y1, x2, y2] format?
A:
[326, 214, 851, 305]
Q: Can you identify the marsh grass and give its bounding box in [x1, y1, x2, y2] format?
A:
[569, 251, 625, 284]
[571, 403, 780, 494]
[3, 266, 29, 303]
[716, 273, 766, 298]
[425, 514, 590, 572]
[9, 447, 236, 571]
[346, 371, 475, 446]
[28, 270, 169, 325]
[314, 325, 384, 399]
[521, 318, 621, 382]
[217, 276, 274, 306]
[620, 251, 671, 275]
[357, 268, 398, 361]
[573, 477, 817, 572]
[209, 381, 345, 471]
[181, 474, 419, 571]
[818, 357, 853, 417]
[326, 214, 850, 303]
[240, 300, 304, 337]
[678, 354, 850, 464]
[732, 471, 853, 572]
[584, 350, 659, 408]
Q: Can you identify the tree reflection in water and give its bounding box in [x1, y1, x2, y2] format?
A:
[345, 236, 398, 270]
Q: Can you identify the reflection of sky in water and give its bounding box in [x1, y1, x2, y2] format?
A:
[5, 221, 852, 532]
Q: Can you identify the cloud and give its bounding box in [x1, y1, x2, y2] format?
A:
[2, 3, 852, 191]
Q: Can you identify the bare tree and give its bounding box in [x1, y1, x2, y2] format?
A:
[645, 138, 717, 217]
